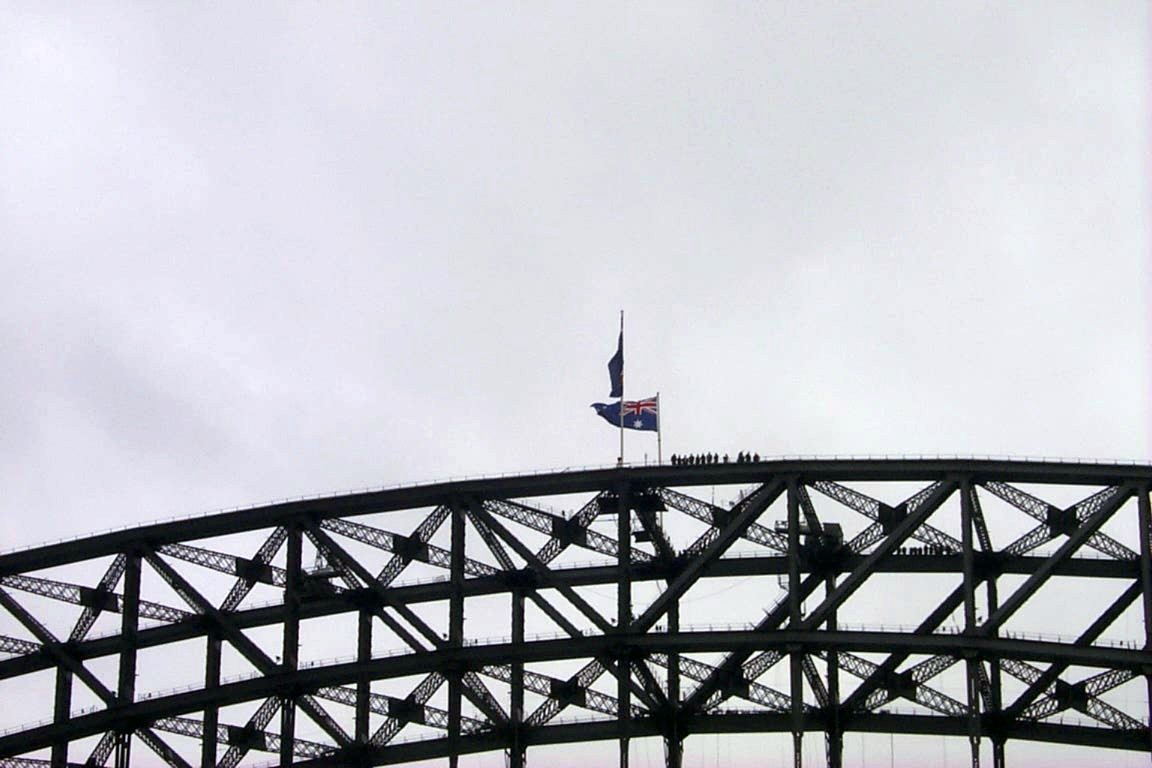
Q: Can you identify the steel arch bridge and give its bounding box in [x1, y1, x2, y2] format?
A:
[1, 459, 1151, 768]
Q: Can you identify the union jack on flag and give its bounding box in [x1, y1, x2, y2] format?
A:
[590, 396, 659, 431]
[623, 398, 658, 418]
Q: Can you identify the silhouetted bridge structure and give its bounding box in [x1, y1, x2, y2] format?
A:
[1, 459, 1151, 767]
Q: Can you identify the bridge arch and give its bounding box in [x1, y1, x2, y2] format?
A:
[0, 459, 1149, 767]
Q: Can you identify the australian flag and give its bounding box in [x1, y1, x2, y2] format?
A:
[607, 330, 623, 397]
[591, 397, 659, 431]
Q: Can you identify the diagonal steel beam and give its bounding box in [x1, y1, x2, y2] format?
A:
[994, 655, 1144, 733]
[658, 487, 789, 553]
[967, 484, 993, 552]
[0, 635, 40, 656]
[87, 731, 117, 766]
[812, 480, 963, 553]
[634, 479, 786, 633]
[158, 542, 289, 588]
[801, 654, 829, 709]
[905, 654, 959, 687]
[141, 547, 352, 749]
[649, 652, 798, 713]
[461, 670, 509, 728]
[302, 527, 430, 653]
[68, 554, 128, 642]
[539, 493, 640, 564]
[320, 517, 499, 578]
[524, 657, 635, 727]
[840, 583, 967, 712]
[743, 650, 787, 684]
[375, 505, 450, 586]
[633, 500, 677, 563]
[679, 572, 825, 717]
[0, 586, 192, 768]
[370, 672, 445, 746]
[493, 495, 604, 563]
[314, 680, 488, 740]
[837, 650, 966, 716]
[0, 572, 192, 626]
[1004, 580, 1142, 718]
[633, 656, 669, 712]
[1018, 666, 1144, 731]
[1002, 522, 1055, 557]
[510, 638, 656, 725]
[152, 713, 333, 760]
[797, 485, 823, 532]
[466, 501, 658, 720]
[481, 663, 643, 719]
[216, 696, 281, 768]
[485, 496, 653, 565]
[304, 525, 443, 647]
[855, 651, 965, 715]
[1081, 691, 1145, 731]
[802, 482, 957, 630]
[859, 655, 964, 715]
[464, 505, 518, 571]
[981, 481, 1133, 559]
[219, 527, 288, 612]
[305, 523, 510, 729]
[981, 487, 1134, 634]
[845, 522, 883, 554]
[467, 502, 643, 718]
[469, 502, 613, 633]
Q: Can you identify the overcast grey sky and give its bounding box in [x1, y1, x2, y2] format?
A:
[0, 4, 1149, 766]
[3, 3, 1147, 544]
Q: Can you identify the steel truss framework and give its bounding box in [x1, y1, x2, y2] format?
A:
[1, 459, 1151, 768]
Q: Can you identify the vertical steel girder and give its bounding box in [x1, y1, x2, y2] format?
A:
[617, 484, 632, 768]
[113, 553, 140, 768]
[960, 480, 982, 768]
[1, 464, 1151, 768]
[281, 525, 302, 767]
[201, 636, 220, 768]
[448, 502, 466, 768]
[509, 589, 526, 768]
[356, 608, 372, 745]
[788, 481, 805, 768]
[1140, 486, 1152, 753]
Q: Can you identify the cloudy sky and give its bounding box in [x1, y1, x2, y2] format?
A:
[4, 2, 1147, 545]
[0, 3, 1149, 766]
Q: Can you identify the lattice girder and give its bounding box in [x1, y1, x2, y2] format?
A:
[0, 459, 1150, 768]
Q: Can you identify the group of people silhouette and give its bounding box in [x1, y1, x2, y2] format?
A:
[669, 452, 760, 466]
[895, 545, 952, 556]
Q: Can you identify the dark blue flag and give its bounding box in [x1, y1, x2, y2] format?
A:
[607, 330, 623, 398]
[591, 397, 658, 431]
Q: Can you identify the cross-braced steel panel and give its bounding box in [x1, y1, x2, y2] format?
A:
[1, 460, 1150, 767]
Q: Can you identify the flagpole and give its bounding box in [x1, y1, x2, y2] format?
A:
[656, 391, 662, 464]
[617, 310, 625, 466]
